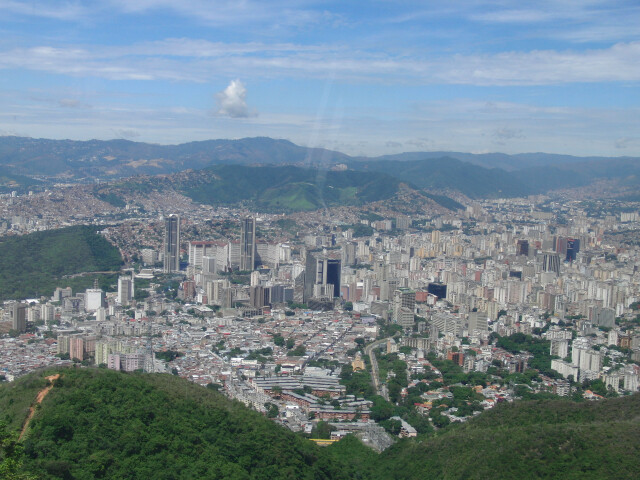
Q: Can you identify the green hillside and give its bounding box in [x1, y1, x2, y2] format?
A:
[352, 157, 531, 198]
[178, 165, 402, 211]
[0, 166, 41, 194]
[0, 368, 353, 480]
[0, 225, 122, 301]
[373, 395, 640, 479]
[2, 369, 639, 480]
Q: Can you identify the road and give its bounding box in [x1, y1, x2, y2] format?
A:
[364, 337, 391, 401]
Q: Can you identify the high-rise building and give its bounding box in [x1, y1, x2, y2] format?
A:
[188, 241, 215, 268]
[304, 250, 342, 301]
[393, 288, 416, 329]
[516, 239, 529, 256]
[342, 242, 357, 266]
[467, 311, 488, 333]
[85, 287, 105, 311]
[240, 217, 256, 271]
[117, 276, 134, 306]
[163, 214, 180, 273]
[542, 252, 561, 275]
[10, 302, 27, 333]
[250, 286, 270, 308]
[565, 238, 580, 262]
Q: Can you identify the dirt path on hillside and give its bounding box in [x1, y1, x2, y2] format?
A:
[19, 373, 60, 440]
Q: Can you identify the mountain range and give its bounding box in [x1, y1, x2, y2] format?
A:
[1, 135, 639, 199]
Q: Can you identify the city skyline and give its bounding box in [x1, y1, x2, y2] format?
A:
[1, 1, 639, 157]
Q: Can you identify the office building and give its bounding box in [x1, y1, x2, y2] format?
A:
[117, 275, 134, 306]
[542, 253, 561, 275]
[163, 214, 180, 273]
[516, 239, 529, 256]
[85, 287, 105, 311]
[304, 250, 341, 301]
[10, 302, 27, 333]
[393, 288, 416, 329]
[240, 217, 256, 271]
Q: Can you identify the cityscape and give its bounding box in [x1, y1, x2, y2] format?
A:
[2, 179, 639, 452]
[1, 1, 639, 478]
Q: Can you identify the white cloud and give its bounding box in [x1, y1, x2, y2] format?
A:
[1, 39, 640, 86]
[0, 0, 88, 20]
[216, 79, 253, 118]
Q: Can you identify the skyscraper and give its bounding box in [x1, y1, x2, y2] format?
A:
[304, 250, 341, 301]
[543, 252, 561, 275]
[117, 276, 134, 306]
[516, 239, 529, 256]
[240, 217, 256, 271]
[393, 288, 415, 329]
[164, 214, 180, 273]
[10, 302, 26, 333]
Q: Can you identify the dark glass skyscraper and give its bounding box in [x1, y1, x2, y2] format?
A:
[304, 250, 341, 301]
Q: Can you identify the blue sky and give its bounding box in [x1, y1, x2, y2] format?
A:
[1, 0, 639, 156]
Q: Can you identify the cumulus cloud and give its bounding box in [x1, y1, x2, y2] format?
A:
[216, 79, 254, 118]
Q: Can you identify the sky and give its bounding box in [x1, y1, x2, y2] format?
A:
[0, 0, 639, 157]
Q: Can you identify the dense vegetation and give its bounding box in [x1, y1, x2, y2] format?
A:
[2, 369, 354, 480]
[182, 165, 401, 211]
[2, 369, 638, 479]
[0, 226, 122, 300]
[373, 394, 640, 479]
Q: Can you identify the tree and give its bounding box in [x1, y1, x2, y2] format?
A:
[0, 422, 36, 480]
[265, 403, 279, 418]
[380, 418, 402, 435]
[287, 345, 306, 357]
[310, 421, 335, 439]
[344, 302, 353, 312]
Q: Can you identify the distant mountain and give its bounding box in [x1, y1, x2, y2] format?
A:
[0, 136, 350, 179]
[351, 157, 531, 198]
[360, 151, 637, 171]
[3, 369, 639, 480]
[1, 135, 638, 198]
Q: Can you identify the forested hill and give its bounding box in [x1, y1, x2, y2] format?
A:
[0, 225, 122, 301]
[109, 164, 408, 212]
[1, 369, 639, 479]
[0, 368, 355, 479]
[371, 394, 640, 479]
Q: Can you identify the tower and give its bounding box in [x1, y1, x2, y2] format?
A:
[117, 276, 134, 306]
[393, 288, 415, 329]
[163, 214, 180, 273]
[11, 303, 27, 333]
[240, 217, 256, 271]
[304, 250, 341, 301]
